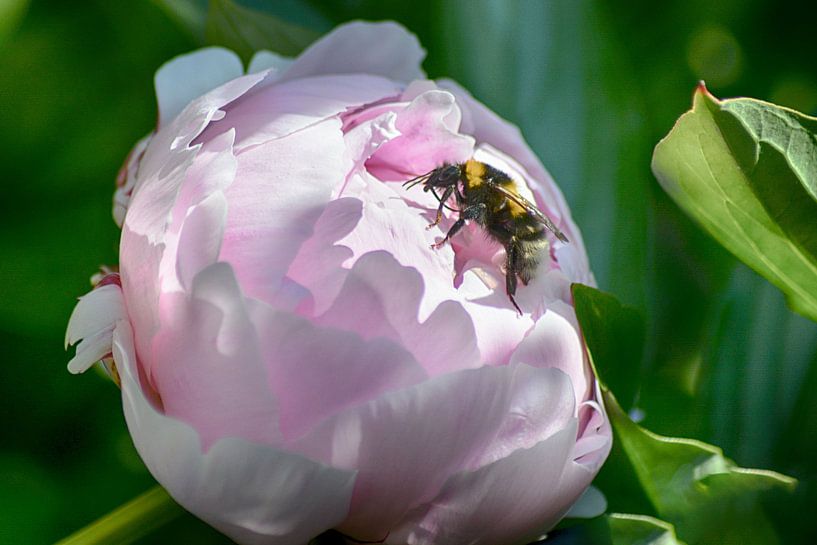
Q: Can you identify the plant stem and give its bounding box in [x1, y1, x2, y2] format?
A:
[56, 485, 184, 545]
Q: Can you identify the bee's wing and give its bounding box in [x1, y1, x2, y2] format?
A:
[490, 183, 569, 243]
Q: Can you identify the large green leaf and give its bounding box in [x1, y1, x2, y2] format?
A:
[573, 284, 797, 545]
[652, 85, 817, 323]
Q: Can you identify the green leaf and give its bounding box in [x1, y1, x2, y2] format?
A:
[572, 284, 644, 411]
[607, 514, 687, 545]
[205, 0, 319, 62]
[604, 388, 795, 545]
[547, 513, 686, 545]
[573, 284, 797, 545]
[652, 85, 817, 323]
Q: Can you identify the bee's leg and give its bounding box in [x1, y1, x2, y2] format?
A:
[431, 203, 486, 249]
[506, 239, 523, 314]
[426, 185, 455, 230]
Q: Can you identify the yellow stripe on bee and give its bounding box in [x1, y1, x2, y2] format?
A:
[507, 200, 527, 217]
[464, 159, 485, 187]
[498, 178, 528, 217]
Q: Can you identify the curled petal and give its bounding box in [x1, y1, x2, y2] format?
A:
[67, 328, 114, 375]
[368, 90, 474, 178]
[65, 284, 125, 349]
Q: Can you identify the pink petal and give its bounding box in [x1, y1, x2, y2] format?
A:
[199, 75, 402, 151]
[115, 321, 357, 545]
[280, 21, 425, 84]
[171, 129, 238, 223]
[574, 391, 613, 469]
[155, 47, 244, 128]
[284, 197, 362, 315]
[338, 111, 400, 197]
[218, 118, 349, 307]
[149, 263, 279, 449]
[290, 365, 575, 542]
[248, 299, 427, 441]
[175, 192, 228, 291]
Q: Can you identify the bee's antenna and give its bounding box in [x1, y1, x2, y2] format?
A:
[402, 172, 432, 189]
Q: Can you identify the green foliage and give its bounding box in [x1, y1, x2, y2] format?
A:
[573, 285, 796, 545]
[653, 86, 817, 323]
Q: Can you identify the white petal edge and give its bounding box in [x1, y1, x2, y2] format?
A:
[155, 47, 244, 127]
[114, 320, 357, 545]
[65, 284, 125, 349]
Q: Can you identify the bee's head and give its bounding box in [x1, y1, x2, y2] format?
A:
[402, 164, 462, 191]
[426, 164, 462, 188]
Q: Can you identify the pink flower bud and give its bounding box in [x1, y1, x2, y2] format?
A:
[67, 21, 610, 545]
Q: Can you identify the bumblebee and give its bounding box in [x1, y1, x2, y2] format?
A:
[404, 159, 568, 314]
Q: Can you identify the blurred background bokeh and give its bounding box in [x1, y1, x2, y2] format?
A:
[2, 0, 816, 543]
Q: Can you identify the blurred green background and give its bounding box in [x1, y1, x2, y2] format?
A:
[2, 0, 816, 543]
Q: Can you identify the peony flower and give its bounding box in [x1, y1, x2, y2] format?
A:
[66, 21, 611, 545]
